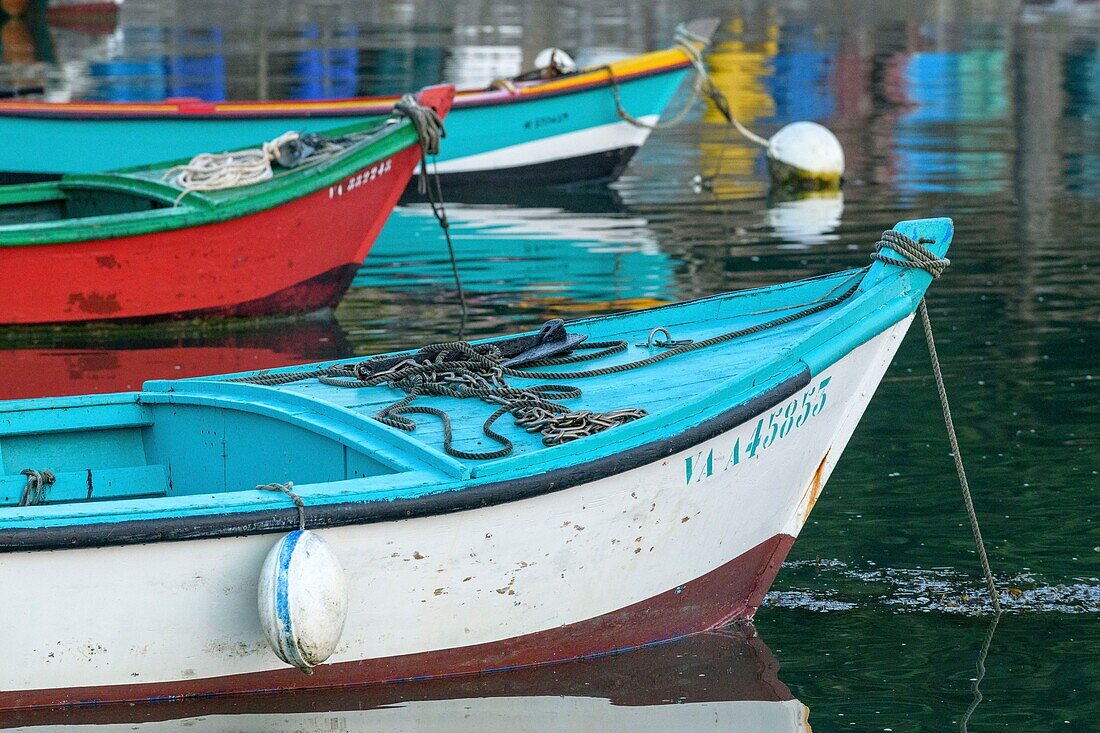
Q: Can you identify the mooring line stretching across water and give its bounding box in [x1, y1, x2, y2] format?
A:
[871, 230, 1001, 613]
[920, 299, 1001, 613]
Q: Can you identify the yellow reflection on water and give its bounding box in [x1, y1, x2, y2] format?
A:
[698, 18, 779, 200]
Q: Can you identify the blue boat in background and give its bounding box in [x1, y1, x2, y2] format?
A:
[0, 19, 719, 187]
[0, 218, 952, 709]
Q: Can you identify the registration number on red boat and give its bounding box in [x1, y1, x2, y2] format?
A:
[328, 158, 394, 199]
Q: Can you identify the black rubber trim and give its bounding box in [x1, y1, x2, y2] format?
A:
[0, 369, 809, 552]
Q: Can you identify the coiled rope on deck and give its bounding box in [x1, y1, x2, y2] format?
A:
[871, 230, 1000, 613]
[230, 267, 865, 459]
[164, 131, 300, 202]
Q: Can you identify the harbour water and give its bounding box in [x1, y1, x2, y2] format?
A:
[0, 0, 1097, 729]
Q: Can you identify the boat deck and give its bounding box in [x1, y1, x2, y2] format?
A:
[171, 268, 866, 478]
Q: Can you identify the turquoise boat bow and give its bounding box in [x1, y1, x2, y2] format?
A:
[0, 218, 951, 543]
[0, 218, 951, 708]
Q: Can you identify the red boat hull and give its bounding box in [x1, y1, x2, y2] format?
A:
[1, 145, 421, 326]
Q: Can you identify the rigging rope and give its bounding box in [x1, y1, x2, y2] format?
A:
[393, 93, 469, 335]
[258, 481, 306, 531]
[871, 230, 1000, 613]
[605, 24, 769, 151]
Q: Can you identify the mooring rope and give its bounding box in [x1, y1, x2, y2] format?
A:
[18, 468, 55, 507]
[960, 610, 1001, 732]
[258, 481, 306, 531]
[605, 23, 770, 152]
[871, 230, 1000, 613]
[394, 93, 469, 335]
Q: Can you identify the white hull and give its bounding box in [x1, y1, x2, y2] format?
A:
[432, 116, 657, 174]
[0, 318, 911, 702]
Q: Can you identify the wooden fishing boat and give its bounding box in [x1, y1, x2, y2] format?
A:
[0, 20, 717, 187]
[0, 84, 454, 326]
[0, 218, 952, 709]
[2, 626, 808, 731]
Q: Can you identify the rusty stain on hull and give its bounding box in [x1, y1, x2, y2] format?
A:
[799, 448, 830, 528]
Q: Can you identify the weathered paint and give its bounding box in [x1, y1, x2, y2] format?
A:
[0, 218, 952, 707]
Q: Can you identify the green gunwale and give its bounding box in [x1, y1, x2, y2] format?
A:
[0, 116, 416, 248]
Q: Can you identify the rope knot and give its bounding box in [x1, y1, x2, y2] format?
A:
[258, 481, 306, 531]
[19, 468, 55, 507]
[393, 94, 445, 156]
[871, 230, 951, 278]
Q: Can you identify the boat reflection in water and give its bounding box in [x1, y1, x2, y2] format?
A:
[344, 189, 676, 334]
[3, 624, 809, 732]
[0, 320, 349, 400]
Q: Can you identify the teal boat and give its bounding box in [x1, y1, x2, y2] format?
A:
[0, 21, 718, 187]
[0, 219, 951, 709]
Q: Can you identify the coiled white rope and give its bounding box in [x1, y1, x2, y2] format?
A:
[164, 131, 300, 203]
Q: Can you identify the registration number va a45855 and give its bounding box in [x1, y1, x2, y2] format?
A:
[684, 376, 832, 485]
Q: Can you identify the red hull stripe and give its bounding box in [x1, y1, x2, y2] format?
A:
[1, 147, 419, 325]
[0, 534, 796, 711]
[2, 625, 792, 727]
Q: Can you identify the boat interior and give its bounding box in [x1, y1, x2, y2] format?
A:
[0, 179, 174, 227]
[0, 266, 874, 510]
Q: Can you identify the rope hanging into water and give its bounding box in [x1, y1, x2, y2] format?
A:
[606, 23, 769, 150]
[19, 468, 55, 507]
[871, 230, 1000, 613]
[164, 131, 300, 202]
[258, 481, 306, 531]
[960, 610, 1001, 732]
[393, 94, 469, 334]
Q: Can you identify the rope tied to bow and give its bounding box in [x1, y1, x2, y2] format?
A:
[871, 229, 999, 613]
[258, 481, 306, 531]
[392, 93, 467, 332]
[19, 468, 55, 507]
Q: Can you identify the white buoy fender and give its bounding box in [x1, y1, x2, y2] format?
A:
[534, 47, 577, 74]
[258, 529, 348, 672]
[766, 121, 845, 190]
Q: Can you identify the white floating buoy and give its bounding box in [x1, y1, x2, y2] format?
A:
[533, 47, 577, 75]
[258, 529, 348, 673]
[766, 121, 845, 191]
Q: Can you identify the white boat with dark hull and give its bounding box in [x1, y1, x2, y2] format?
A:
[0, 218, 953, 709]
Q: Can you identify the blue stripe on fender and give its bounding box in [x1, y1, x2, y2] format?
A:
[275, 529, 307, 669]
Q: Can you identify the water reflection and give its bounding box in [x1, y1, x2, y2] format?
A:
[0, 320, 348, 400]
[339, 190, 672, 345]
[0, 0, 1098, 728]
[3, 625, 810, 731]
